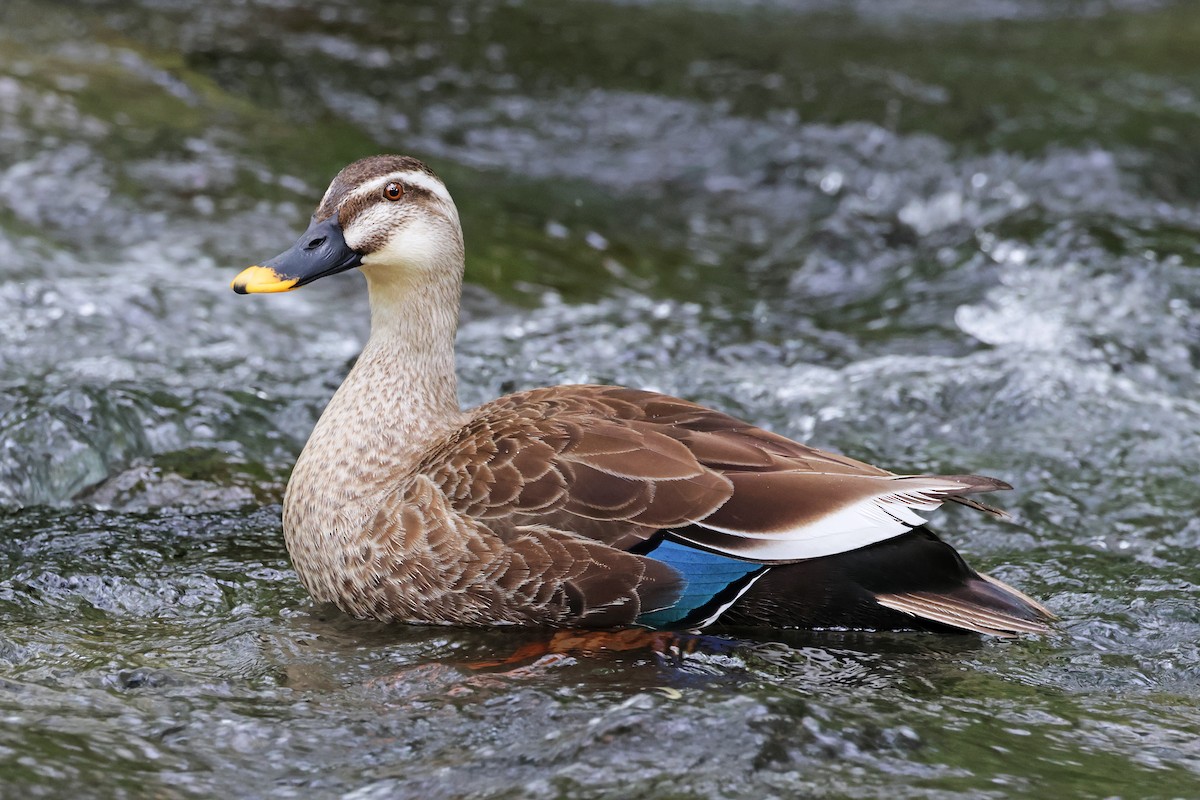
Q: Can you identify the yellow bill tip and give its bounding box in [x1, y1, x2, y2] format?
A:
[230, 265, 300, 294]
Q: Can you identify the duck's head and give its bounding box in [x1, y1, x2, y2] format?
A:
[231, 155, 462, 294]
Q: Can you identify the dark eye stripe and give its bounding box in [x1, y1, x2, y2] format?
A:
[336, 184, 439, 234]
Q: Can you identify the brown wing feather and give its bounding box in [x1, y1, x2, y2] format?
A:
[419, 385, 1012, 549]
[601, 386, 892, 476]
[418, 386, 738, 542]
[399, 384, 1012, 625]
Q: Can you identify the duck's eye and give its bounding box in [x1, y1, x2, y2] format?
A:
[383, 182, 404, 201]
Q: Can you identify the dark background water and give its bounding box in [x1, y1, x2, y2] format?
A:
[1, 0, 1199, 797]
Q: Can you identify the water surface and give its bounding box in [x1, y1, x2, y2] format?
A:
[2, 0, 1199, 797]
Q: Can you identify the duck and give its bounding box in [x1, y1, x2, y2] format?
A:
[231, 154, 1053, 636]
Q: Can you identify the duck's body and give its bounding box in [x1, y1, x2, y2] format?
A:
[233, 155, 1053, 636]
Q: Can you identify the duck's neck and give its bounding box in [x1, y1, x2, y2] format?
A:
[361, 267, 463, 429]
[294, 267, 465, 499]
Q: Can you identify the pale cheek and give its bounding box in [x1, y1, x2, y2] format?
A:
[361, 221, 445, 272]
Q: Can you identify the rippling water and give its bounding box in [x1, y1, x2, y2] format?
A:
[2, 0, 1199, 796]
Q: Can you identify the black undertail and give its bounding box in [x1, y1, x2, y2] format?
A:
[709, 526, 1048, 633]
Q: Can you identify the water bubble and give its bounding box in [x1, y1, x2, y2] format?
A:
[819, 171, 843, 194]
